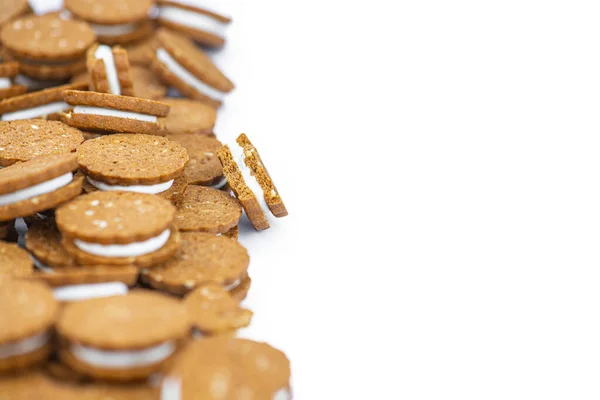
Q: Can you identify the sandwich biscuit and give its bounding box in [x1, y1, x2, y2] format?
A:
[151, 29, 234, 108]
[56, 191, 180, 267]
[77, 134, 188, 203]
[62, 90, 170, 134]
[218, 134, 287, 230]
[0, 153, 83, 221]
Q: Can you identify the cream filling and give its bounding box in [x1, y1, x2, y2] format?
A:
[0, 331, 50, 359]
[94, 45, 121, 95]
[161, 376, 182, 400]
[158, 6, 227, 36]
[156, 48, 226, 102]
[54, 282, 129, 302]
[74, 229, 171, 258]
[90, 22, 138, 37]
[209, 176, 228, 189]
[73, 106, 158, 123]
[0, 78, 11, 89]
[71, 341, 176, 369]
[0, 173, 73, 206]
[228, 142, 272, 219]
[1, 102, 71, 121]
[86, 176, 174, 195]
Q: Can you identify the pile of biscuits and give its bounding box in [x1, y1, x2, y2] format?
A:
[0, 1, 290, 398]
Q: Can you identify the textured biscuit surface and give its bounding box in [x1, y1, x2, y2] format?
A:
[156, 0, 230, 48]
[0, 120, 84, 167]
[166, 338, 290, 399]
[0, 153, 78, 195]
[78, 134, 189, 185]
[0, 81, 86, 115]
[56, 191, 176, 244]
[132, 66, 167, 100]
[26, 218, 77, 267]
[0, 61, 19, 77]
[141, 232, 249, 295]
[168, 134, 222, 185]
[158, 98, 216, 135]
[218, 145, 269, 230]
[62, 113, 161, 134]
[184, 283, 252, 334]
[0, 85, 27, 100]
[156, 29, 234, 93]
[1, 15, 96, 61]
[16, 58, 86, 80]
[57, 290, 190, 349]
[125, 35, 158, 66]
[65, 0, 153, 24]
[175, 185, 241, 233]
[0, 280, 57, 343]
[63, 90, 170, 116]
[0, 241, 34, 280]
[150, 54, 220, 108]
[87, 44, 135, 96]
[0, 175, 83, 222]
[0, 0, 30, 27]
[238, 133, 288, 217]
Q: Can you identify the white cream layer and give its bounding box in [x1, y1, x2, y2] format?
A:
[73, 106, 158, 123]
[0, 331, 50, 359]
[158, 6, 228, 36]
[1, 102, 71, 121]
[160, 376, 182, 400]
[54, 282, 129, 302]
[228, 142, 272, 219]
[94, 45, 121, 95]
[86, 176, 174, 195]
[90, 22, 138, 37]
[156, 48, 226, 102]
[74, 229, 171, 258]
[71, 341, 176, 369]
[0, 172, 73, 206]
[0, 78, 11, 89]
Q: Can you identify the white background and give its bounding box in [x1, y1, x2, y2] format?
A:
[29, 0, 600, 398]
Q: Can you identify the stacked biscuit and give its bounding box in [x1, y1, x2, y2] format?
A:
[0, 2, 290, 399]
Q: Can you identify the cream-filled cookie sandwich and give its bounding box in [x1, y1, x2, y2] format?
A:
[56, 291, 190, 381]
[77, 134, 188, 203]
[151, 28, 234, 108]
[218, 133, 288, 231]
[156, 0, 231, 48]
[0, 82, 87, 121]
[86, 44, 134, 96]
[0, 153, 83, 222]
[61, 90, 170, 134]
[64, 0, 154, 45]
[55, 191, 180, 267]
[25, 218, 139, 302]
[0, 280, 58, 372]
